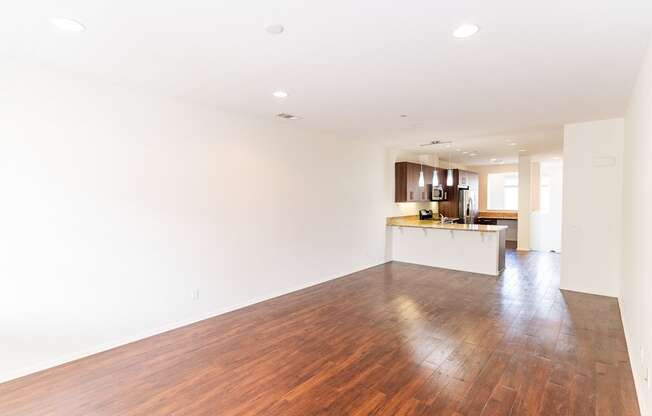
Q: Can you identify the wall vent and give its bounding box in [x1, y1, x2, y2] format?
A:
[276, 113, 300, 120]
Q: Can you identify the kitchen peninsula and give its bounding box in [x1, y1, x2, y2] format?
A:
[387, 216, 507, 276]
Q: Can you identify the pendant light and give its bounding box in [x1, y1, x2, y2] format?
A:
[418, 163, 425, 187]
[446, 146, 454, 186]
[432, 167, 439, 186]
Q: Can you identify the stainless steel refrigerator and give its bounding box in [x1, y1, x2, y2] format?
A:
[458, 188, 477, 224]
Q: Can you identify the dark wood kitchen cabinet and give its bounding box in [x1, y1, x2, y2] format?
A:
[395, 162, 433, 202]
[438, 169, 480, 220]
[422, 165, 434, 200]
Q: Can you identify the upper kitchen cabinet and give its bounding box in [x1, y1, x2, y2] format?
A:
[395, 162, 433, 202]
[458, 170, 469, 188]
[457, 169, 479, 191]
[421, 165, 434, 200]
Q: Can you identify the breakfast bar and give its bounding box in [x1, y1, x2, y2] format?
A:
[386, 216, 507, 276]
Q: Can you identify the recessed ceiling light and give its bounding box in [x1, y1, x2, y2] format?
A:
[265, 24, 285, 35]
[490, 158, 498, 162]
[462, 151, 469, 154]
[453, 24, 479, 39]
[272, 90, 288, 98]
[508, 142, 518, 146]
[519, 149, 527, 152]
[51, 17, 86, 32]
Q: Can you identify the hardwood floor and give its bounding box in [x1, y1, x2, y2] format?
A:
[0, 249, 640, 415]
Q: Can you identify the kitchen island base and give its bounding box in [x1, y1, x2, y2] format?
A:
[388, 223, 506, 276]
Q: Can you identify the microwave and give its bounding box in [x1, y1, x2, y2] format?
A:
[431, 185, 446, 201]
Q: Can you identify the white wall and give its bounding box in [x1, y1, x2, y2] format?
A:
[517, 155, 531, 251]
[0, 64, 388, 382]
[530, 161, 563, 252]
[621, 36, 652, 416]
[561, 118, 624, 297]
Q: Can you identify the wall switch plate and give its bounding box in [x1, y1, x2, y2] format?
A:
[192, 289, 199, 301]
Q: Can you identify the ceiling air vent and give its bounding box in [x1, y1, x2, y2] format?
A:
[276, 113, 300, 120]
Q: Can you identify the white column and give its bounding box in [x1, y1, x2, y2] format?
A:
[517, 155, 531, 250]
[561, 119, 624, 296]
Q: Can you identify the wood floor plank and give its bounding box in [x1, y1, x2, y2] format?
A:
[539, 381, 571, 416]
[456, 351, 512, 415]
[479, 385, 517, 416]
[0, 249, 640, 416]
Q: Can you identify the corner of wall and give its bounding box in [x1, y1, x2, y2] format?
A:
[618, 296, 647, 416]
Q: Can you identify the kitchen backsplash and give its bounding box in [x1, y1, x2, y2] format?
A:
[390, 201, 439, 218]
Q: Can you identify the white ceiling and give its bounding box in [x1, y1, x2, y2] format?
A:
[3, 0, 651, 163]
[396, 125, 565, 165]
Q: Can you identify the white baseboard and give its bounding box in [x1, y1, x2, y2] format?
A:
[0, 260, 386, 384]
[558, 283, 618, 299]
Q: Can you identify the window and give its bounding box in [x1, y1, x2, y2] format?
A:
[487, 172, 518, 210]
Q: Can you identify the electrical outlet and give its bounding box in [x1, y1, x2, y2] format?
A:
[192, 289, 200, 301]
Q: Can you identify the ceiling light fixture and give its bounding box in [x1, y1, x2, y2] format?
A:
[418, 165, 425, 188]
[265, 24, 284, 35]
[50, 17, 86, 32]
[272, 90, 288, 98]
[508, 142, 518, 146]
[447, 146, 454, 186]
[519, 149, 527, 152]
[453, 24, 479, 39]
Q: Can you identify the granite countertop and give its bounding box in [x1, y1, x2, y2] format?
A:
[386, 216, 508, 232]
